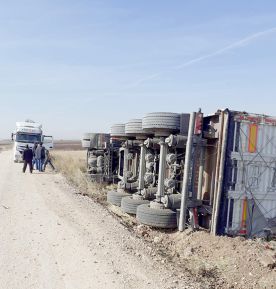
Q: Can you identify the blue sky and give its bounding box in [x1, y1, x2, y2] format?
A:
[1, 0, 276, 139]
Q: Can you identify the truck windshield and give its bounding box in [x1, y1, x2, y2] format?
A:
[16, 133, 41, 143]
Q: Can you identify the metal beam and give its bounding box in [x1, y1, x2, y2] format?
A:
[138, 144, 146, 192]
[211, 111, 229, 235]
[179, 112, 196, 232]
[156, 137, 168, 203]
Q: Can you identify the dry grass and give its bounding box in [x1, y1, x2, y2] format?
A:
[52, 150, 114, 204]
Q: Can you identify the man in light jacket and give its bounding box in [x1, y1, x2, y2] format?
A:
[32, 142, 38, 170]
[35, 143, 42, 172]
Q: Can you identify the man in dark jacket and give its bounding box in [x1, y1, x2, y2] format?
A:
[40, 143, 46, 171]
[22, 145, 33, 173]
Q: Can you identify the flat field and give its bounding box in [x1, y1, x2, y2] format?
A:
[0, 139, 12, 152]
[53, 140, 84, 151]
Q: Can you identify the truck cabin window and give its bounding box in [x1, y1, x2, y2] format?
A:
[16, 133, 41, 143]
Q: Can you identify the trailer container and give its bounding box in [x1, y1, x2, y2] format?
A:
[201, 110, 276, 237]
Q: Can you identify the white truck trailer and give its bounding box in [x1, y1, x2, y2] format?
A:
[12, 120, 53, 162]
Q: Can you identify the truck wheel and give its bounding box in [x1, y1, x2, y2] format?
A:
[110, 124, 126, 137]
[142, 112, 181, 136]
[125, 119, 143, 134]
[121, 196, 150, 215]
[142, 112, 180, 130]
[136, 204, 177, 229]
[107, 190, 130, 206]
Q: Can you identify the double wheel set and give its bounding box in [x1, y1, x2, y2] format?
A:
[107, 190, 178, 229]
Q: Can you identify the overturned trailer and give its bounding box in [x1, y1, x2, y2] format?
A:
[198, 110, 276, 237]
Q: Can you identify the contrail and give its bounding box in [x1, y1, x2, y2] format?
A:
[128, 26, 276, 88]
[175, 26, 276, 70]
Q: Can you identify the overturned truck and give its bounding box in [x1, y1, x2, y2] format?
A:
[84, 109, 276, 238]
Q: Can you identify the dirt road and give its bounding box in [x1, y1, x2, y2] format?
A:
[0, 150, 199, 289]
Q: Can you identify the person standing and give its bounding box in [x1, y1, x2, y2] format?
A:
[43, 149, 55, 171]
[35, 143, 42, 172]
[32, 142, 38, 170]
[41, 143, 46, 171]
[22, 145, 33, 173]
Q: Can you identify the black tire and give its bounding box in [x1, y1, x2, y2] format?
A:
[142, 112, 180, 130]
[107, 190, 130, 206]
[125, 119, 143, 134]
[121, 196, 150, 215]
[110, 124, 126, 137]
[136, 204, 177, 229]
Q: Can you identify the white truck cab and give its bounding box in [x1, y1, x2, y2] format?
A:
[12, 120, 53, 162]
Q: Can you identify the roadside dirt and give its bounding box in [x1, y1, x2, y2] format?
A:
[52, 150, 276, 289]
[109, 205, 276, 289]
[0, 150, 203, 289]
